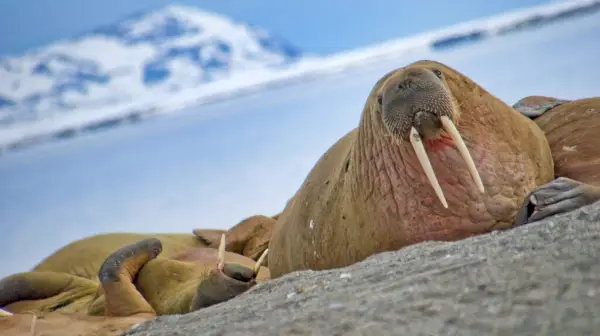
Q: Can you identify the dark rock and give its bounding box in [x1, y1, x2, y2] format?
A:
[124, 201, 600, 336]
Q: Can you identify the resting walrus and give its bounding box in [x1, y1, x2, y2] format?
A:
[268, 59, 555, 278]
[512, 96, 600, 225]
[0, 235, 269, 316]
[30, 214, 274, 281]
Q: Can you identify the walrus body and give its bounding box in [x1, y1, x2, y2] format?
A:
[268, 60, 555, 278]
[512, 96, 600, 225]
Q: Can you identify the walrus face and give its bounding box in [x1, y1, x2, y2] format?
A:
[375, 64, 485, 208]
[377, 67, 454, 141]
[190, 234, 269, 311]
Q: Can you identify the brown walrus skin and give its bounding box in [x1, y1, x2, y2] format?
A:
[267, 59, 555, 278]
[512, 96, 600, 226]
[0, 236, 269, 317]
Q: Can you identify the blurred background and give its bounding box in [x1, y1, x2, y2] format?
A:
[1, 0, 599, 279]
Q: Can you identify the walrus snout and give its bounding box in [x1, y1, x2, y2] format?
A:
[378, 68, 453, 140]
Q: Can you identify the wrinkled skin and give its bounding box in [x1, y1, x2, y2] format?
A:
[194, 214, 277, 266]
[512, 96, 600, 226]
[0, 238, 269, 317]
[268, 59, 554, 278]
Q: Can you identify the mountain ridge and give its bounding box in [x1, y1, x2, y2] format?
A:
[0, 4, 304, 127]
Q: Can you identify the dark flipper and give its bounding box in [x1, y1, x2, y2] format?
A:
[515, 177, 600, 226]
[98, 238, 162, 317]
[0, 271, 98, 314]
[512, 96, 569, 118]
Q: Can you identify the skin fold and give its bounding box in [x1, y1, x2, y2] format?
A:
[267, 59, 555, 278]
[512, 96, 600, 226]
[0, 235, 269, 318]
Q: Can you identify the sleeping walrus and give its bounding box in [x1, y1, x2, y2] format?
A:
[512, 96, 600, 225]
[30, 214, 274, 281]
[268, 59, 556, 278]
[0, 234, 269, 317]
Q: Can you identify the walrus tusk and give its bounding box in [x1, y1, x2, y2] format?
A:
[0, 308, 13, 316]
[253, 248, 269, 273]
[440, 116, 485, 193]
[217, 234, 226, 271]
[410, 126, 448, 208]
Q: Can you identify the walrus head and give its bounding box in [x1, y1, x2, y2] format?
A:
[373, 61, 485, 208]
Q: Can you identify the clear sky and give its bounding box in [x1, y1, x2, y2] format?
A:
[0, 0, 553, 56]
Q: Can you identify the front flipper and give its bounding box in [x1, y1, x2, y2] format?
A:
[512, 96, 570, 118]
[191, 234, 269, 310]
[98, 238, 162, 317]
[0, 271, 98, 315]
[515, 177, 600, 226]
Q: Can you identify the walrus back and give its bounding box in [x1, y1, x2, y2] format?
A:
[533, 97, 600, 185]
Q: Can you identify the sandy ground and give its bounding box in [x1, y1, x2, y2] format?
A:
[125, 201, 600, 336]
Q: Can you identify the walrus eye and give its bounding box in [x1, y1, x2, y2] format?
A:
[377, 94, 383, 106]
[432, 69, 443, 79]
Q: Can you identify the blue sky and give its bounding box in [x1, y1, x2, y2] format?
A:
[0, 0, 553, 55]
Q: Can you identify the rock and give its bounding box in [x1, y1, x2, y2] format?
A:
[124, 201, 600, 336]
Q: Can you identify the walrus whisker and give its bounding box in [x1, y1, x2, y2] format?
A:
[253, 248, 269, 273]
[409, 126, 448, 208]
[440, 116, 485, 193]
[0, 308, 13, 316]
[217, 234, 226, 271]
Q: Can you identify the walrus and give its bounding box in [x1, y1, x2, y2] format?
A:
[512, 96, 600, 225]
[0, 234, 269, 316]
[31, 214, 275, 280]
[267, 59, 555, 278]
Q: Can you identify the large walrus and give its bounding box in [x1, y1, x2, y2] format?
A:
[512, 96, 600, 225]
[0, 234, 269, 317]
[267, 59, 557, 278]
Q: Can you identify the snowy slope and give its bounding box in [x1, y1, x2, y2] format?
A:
[0, 5, 303, 125]
[1, 0, 599, 153]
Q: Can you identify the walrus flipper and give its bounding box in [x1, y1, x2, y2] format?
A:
[514, 177, 600, 226]
[98, 238, 162, 316]
[0, 271, 98, 314]
[512, 96, 570, 118]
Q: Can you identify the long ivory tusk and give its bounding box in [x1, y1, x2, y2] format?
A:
[410, 127, 448, 208]
[440, 116, 485, 193]
[0, 308, 12, 316]
[217, 234, 226, 271]
[253, 248, 269, 273]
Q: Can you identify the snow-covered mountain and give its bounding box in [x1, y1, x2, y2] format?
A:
[0, 5, 303, 126]
[1, 0, 600, 154]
